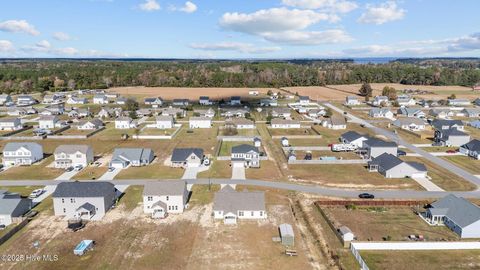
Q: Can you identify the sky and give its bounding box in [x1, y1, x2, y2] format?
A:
[0, 0, 479, 59]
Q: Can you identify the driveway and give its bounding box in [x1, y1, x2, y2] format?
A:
[182, 167, 200, 179]
[55, 169, 80, 180]
[98, 167, 123, 180]
[411, 176, 445, 192]
[33, 168, 80, 204]
[231, 164, 246, 180]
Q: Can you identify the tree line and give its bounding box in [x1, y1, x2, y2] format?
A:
[0, 59, 479, 94]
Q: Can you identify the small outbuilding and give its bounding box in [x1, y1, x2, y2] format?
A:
[339, 226, 355, 241]
[279, 223, 295, 246]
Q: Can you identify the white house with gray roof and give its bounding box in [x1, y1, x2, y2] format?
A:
[77, 119, 104, 130]
[425, 194, 480, 238]
[372, 96, 390, 107]
[93, 94, 108, 104]
[144, 97, 164, 107]
[448, 99, 471, 106]
[461, 108, 480, 118]
[52, 182, 117, 221]
[345, 96, 360, 106]
[397, 107, 426, 118]
[154, 115, 174, 129]
[0, 190, 32, 226]
[368, 153, 427, 178]
[143, 181, 189, 219]
[271, 118, 300, 129]
[38, 115, 62, 129]
[393, 117, 426, 131]
[109, 148, 154, 168]
[2, 142, 43, 167]
[460, 139, 480, 159]
[170, 148, 204, 168]
[396, 95, 416, 106]
[0, 94, 13, 106]
[362, 137, 398, 158]
[213, 186, 266, 224]
[340, 131, 369, 148]
[369, 108, 393, 119]
[115, 117, 137, 129]
[0, 118, 22, 131]
[322, 116, 347, 130]
[16, 95, 37, 106]
[189, 117, 211, 128]
[231, 144, 260, 168]
[54, 145, 94, 168]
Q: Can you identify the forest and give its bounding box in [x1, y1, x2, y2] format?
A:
[0, 58, 479, 94]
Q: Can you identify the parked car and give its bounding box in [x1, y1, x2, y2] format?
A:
[29, 189, 45, 199]
[108, 167, 115, 172]
[0, 224, 6, 230]
[397, 150, 407, 156]
[65, 166, 74, 172]
[73, 164, 84, 171]
[358, 193, 375, 199]
[446, 149, 457, 154]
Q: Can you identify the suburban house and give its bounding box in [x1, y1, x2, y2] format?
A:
[434, 128, 470, 147]
[470, 120, 480, 129]
[231, 144, 260, 168]
[299, 96, 310, 104]
[144, 97, 163, 107]
[429, 109, 454, 119]
[143, 181, 189, 219]
[109, 148, 154, 168]
[2, 142, 44, 167]
[372, 96, 390, 107]
[116, 97, 127, 105]
[460, 139, 480, 159]
[194, 108, 215, 118]
[362, 137, 398, 158]
[93, 94, 109, 104]
[52, 181, 118, 221]
[161, 107, 186, 118]
[104, 93, 118, 99]
[66, 97, 88, 105]
[260, 99, 278, 107]
[97, 107, 122, 118]
[396, 95, 416, 106]
[397, 107, 426, 118]
[41, 104, 65, 115]
[38, 115, 62, 129]
[424, 194, 480, 238]
[213, 185, 266, 224]
[172, 99, 190, 106]
[77, 119, 104, 130]
[199, 96, 212, 105]
[229, 96, 241, 105]
[393, 117, 426, 131]
[271, 118, 300, 129]
[220, 108, 249, 118]
[307, 109, 326, 118]
[462, 108, 480, 118]
[42, 94, 62, 104]
[54, 145, 94, 168]
[16, 95, 37, 106]
[0, 118, 22, 131]
[474, 98, 480, 106]
[154, 115, 174, 129]
[340, 131, 368, 148]
[345, 96, 360, 106]
[68, 108, 91, 118]
[7, 107, 37, 116]
[114, 117, 137, 129]
[249, 90, 259, 96]
[189, 117, 212, 129]
[369, 108, 393, 118]
[322, 116, 347, 130]
[170, 148, 204, 168]
[136, 108, 153, 117]
[431, 119, 464, 131]
[225, 118, 255, 129]
[0, 94, 13, 106]
[0, 191, 32, 227]
[448, 99, 471, 106]
[368, 153, 427, 178]
[271, 108, 292, 118]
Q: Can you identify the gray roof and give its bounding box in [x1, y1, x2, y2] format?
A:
[0, 192, 31, 216]
[171, 148, 203, 162]
[441, 128, 469, 138]
[271, 118, 300, 125]
[232, 144, 259, 154]
[112, 148, 153, 163]
[394, 117, 425, 126]
[364, 137, 397, 148]
[339, 225, 353, 235]
[0, 118, 20, 123]
[54, 145, 91, 155]
[213, 186, 265, 213]
[143, 180, 186, 196]
[299, 96, 309, 100]
[341, 131, 366, 142]
[430, 194, 480, 228]
[369, 153, 404, 170]
[279, 223, 294, 237]
[3, 142, 42, 153]
[461, 139, 480, 152]
[407, 161, 427, 172]
[190, 116, 211, 121]
[156, 115, 173, 122]
[432, 119, 464, 130]
[52, 182, 116, 198]
[77, 202, 96, 212]
[398, 107, 423, 115]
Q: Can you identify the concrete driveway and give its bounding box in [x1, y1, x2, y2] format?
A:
[182, 167, 200, 179]
[98, 167, 123, 180]
[55, 169, 80, 180]
[231, 165, 246, 180]
[411, 176, 445, 192]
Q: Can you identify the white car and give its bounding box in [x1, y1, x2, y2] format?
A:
[73, 165, 84, 171]
[29, 189, 45, 199]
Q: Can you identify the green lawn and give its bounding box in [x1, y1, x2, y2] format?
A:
[188, 184, 220, 206]
[118, 185, 143, 211]
[218, 141, 254, 156]
[197, 160, 231, 179]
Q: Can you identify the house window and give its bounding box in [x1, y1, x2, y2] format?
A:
[175, 205, 178, 210]
[61, 198, 64, 203]
[166, 196, 169, 201]
[147, 196, 153, 201]
[251, 211, 254, 216]
[63, 208, 66, 213]
[70, 198, 75, 203]
[239, 211, 244, 217]
[260, 211, 263, 216]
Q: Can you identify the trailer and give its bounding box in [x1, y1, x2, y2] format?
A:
[73, 240, 94, 256]
[331, 143, 357, 152]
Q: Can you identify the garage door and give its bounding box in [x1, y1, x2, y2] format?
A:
[411, 172, 427, 178]
[232, 162, 244, 168]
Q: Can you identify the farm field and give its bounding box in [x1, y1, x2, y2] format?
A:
[322, 206, 458, 241]
[361, 250, 480, 270]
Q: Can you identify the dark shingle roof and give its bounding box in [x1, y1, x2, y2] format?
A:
[171, 148, 203, 162]
[232, 144, 259, 154]
[52, 182, 116, 198]
[369, 153, 403, 170]
[461, 139, 480, 152]
[341, 131, 366, 142]
[431, 194, 480, 228]
[364, 137, 397, 148]
[432, 119, 464, 130]
[143, 180, 186, 196]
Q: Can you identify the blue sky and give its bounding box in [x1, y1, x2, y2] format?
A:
[0, 0, 479, 58]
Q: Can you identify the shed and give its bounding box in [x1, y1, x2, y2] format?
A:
[279, 223, 295, 246]
[339, 226, 355, 241]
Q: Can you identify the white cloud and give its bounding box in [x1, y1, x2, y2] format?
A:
[180, 1, 197, 13]
[261, 29, 352, 45]
[282, 0, 358, 13]
[189, 42, 281, 54]
[53, 32, 72, 41]
[0, 20, 40, 36]
[358, 1, 405, 25]
[219, 7, 349, 45]
[139, 0, 160, 11]
[0, 40, 15, 52]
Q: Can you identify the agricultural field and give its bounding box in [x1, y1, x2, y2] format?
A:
[321, 206, 459, 241]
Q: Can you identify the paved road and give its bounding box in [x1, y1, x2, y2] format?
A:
[324, 102, 480, 188]
[2, 178, 480, 199]
[231, 165, 246, 180]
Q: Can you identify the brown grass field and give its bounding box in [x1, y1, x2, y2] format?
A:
[108, 86, 276, 100]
